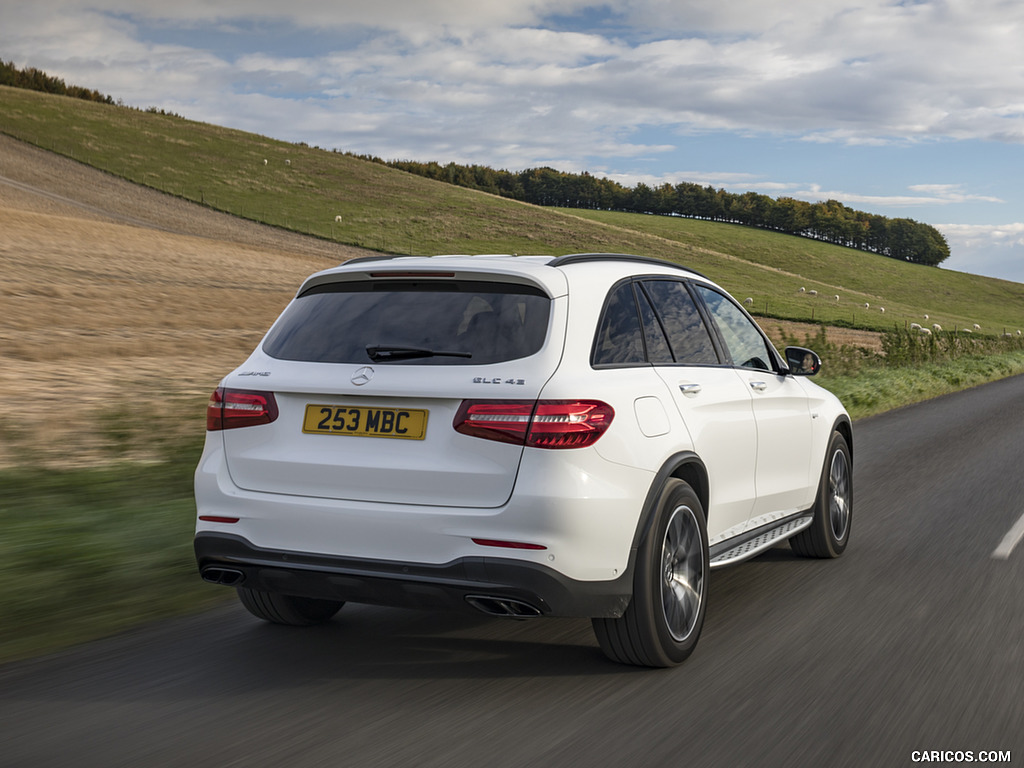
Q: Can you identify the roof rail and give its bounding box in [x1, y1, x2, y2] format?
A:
[343, 252, 709, 279]
[548, 252, 708, 279]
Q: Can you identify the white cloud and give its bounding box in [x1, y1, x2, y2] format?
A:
[791, 184, 1007, 208]
[5, 0, 1023, 149]
[938, 223, 1024, 283]
[940, 222, 1024, 248]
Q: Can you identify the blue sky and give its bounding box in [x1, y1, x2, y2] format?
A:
[2, 0, 1023, 282]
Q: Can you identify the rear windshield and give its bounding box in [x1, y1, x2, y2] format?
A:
[262, 279, 551, 365]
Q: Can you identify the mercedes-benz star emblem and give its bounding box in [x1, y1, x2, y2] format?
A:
[351, 366, 374, 386]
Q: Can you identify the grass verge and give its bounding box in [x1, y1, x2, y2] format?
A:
[818, 351, 1024, 420]
[774, 325, 1024, 420]
[0, 438, 227, 664]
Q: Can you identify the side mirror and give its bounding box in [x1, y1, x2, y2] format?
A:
[785, 346, 821, 376]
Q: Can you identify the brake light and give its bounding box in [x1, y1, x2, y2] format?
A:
[369, 272, 456, 278]
[454, 401, 534, 445]
[206, 388, 279, 431]
[453, 400, 614, 449]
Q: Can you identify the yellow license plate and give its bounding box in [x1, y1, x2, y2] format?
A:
[303, 404, 428, 440]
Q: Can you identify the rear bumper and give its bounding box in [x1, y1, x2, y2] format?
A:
[195, 532, 633, 619]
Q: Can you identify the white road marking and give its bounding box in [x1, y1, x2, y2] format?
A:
[992, 512, 1024, 560]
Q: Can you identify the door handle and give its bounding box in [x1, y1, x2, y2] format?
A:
[749, 381, 768, 392]
[679, 383, 702, 395]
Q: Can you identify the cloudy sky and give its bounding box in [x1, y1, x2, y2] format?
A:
[3, 0, 1023, 282]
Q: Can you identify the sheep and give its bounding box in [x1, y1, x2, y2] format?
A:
[863, 302, 870, 309]
[334, 215, 343, 223]
[743, 297, 753, 306]
[919, 327, 932, 335]
[973, 323, 981, 330]
[799, 287, 806, 293]
[880, 307, 885, 313]
[961, 328, 973, 333]
[932, 324, 942, 332]
[285, 159, 291, 166]
[808, 290, 818, 297]
[1018, 330, 1022, 336]
[262, 159, 268, 165]
[910, 323, 922, 330]
[924, 314, 929, 320]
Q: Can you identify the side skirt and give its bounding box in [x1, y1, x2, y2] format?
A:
[709, 513, 813, 569]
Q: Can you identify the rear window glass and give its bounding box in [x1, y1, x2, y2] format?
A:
[262, 279, 551, 365]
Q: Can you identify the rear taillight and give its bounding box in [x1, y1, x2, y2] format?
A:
[206, 387, 279, 431]
[453, 400, 614, 449]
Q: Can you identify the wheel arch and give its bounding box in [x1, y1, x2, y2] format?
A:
[832, 415, 853, 462]
[630, 451, 709, 556]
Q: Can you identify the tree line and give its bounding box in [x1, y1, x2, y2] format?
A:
[1, 59, 115, 104]
[359, 159, 950, 266]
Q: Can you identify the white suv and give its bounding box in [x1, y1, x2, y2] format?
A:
[194, 253, 852, 667]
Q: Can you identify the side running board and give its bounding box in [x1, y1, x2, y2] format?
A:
[709, 514, 813, 569]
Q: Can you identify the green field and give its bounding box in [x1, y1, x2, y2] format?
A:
[566, 209, 1024, 334]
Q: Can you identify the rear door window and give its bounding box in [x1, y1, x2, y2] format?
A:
[262, 279, 551, 365]
[592, 278, 722, 368]
[640, 280, 719, 365]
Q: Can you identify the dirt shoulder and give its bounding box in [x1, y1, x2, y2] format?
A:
[0, 134, 376, 466]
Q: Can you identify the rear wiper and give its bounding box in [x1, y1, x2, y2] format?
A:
[366, 345, 473, 361]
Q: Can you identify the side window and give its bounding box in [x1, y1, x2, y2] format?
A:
[592, 282, 646, 366]
[694, 285, 774, 371]
[636, 288, 674, 364]
[641, 280, 719, 365]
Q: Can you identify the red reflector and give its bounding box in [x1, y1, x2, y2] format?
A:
[453, 400, 614, 449]
[472, 538, 547, 550]
[206, 387, 279, 431]
[198, 516, 240, 524]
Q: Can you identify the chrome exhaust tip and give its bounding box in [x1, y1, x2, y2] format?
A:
[201, 567, 245, 587]
[465, 595, 542, 619]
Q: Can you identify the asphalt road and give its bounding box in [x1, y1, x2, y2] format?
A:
[2, 376, 1023, 768]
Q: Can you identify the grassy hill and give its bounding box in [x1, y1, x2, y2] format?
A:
[2, 84, 1022, 337]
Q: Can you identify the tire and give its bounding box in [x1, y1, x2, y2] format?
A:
[790, 430, 852, 558]
[237, 587, 344, 626]
[593, 479, 709, 667]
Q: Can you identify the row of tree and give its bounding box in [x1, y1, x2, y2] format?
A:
[1, 60, 115, 104]
[364, 160, 950, 266]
